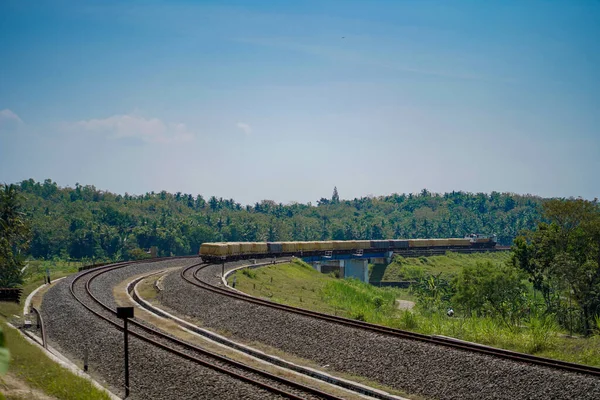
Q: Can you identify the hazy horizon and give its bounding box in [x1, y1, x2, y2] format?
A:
[2, 1, 599, 205]
[11, 176, 589, 207]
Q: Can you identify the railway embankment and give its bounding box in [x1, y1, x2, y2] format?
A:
[159, 261, 600, 400]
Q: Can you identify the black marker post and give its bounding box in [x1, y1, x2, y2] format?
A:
[117, 307, 134, 398]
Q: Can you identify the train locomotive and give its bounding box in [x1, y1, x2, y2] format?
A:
[199, 234, 497, 263]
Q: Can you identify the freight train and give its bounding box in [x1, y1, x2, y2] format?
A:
[199, 234, 497, 263]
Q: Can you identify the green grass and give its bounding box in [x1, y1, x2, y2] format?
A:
[380, 251, 511, 281]
[21, 260, 83, 283]
[0, 321, 111, 400]
[0, 260, 80, 320]
[231, 258, 600, 368]
[230, 259, 407, 321]
[230, 259, 338, 312]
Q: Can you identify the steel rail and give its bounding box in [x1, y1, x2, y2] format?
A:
[69, 258, 342, 400]
[31, 306, 47, 349]
[183, 262, 600, 378]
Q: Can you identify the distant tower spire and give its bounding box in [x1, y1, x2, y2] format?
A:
[332, 186, 340, 204]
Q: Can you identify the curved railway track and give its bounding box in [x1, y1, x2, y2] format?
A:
[181, 261, 600, 378]
[69, 258, 346, 400]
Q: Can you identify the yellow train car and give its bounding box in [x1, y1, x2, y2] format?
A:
[430, 239, 450, 247]
[315, 241, 334, 250]
[227, 242, 241, 256]
[355, 240, 371, 249]
[409, 239, 431, 248]
[252, 242, 268, 254]
[448, 238, 471, 247]
[281, 242, 298, 253]
[199, 242, 228, 257]
[239, 242, 253, 254]
[302, 241, 320, 252]
[333, 240, 352, 250]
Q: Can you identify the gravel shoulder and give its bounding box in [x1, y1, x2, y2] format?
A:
[160, 262, 600, 400]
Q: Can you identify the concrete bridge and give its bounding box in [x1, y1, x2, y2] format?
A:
[302, 251, 394, 283]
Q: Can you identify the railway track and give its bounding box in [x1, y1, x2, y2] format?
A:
[181, 261, 600, 378]
[69, 258, 346, 400]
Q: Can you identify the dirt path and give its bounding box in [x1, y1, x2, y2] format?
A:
[395, 300, 415, 310]
[0, 373, 58, 400]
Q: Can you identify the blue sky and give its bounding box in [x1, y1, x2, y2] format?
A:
[1, 0, 599, 204]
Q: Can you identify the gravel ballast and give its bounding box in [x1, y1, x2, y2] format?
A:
[41, 259, 288, 400]
[160, 262, 600, 400]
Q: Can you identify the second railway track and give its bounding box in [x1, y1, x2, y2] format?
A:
[153, 259, 600, 400]
[182, 261, 600, 378]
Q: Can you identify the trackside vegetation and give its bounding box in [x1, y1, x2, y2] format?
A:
[0, 238, 109, 399]
[0, 266, 112, 400]
[0, 184, 30, 288]
[230, 258, 600, 367]
[0, 321, 111, 400]
[512, 198, 600, 336]
[380, 251, 511, 281]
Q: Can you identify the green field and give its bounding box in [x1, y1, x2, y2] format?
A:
[230, 257, 600, 367]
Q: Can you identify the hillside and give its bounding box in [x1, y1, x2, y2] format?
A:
[379, 252, 512, 281]
[17, 179, 543, 261]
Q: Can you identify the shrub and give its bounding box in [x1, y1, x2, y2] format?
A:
[528, 314, 558, 352]
[393, 255, 406, 265]
[399, 310, 418, 330]
[242, 269, 257, 279]
[453, 261, 528, 327]
[127, 248, 152, 260]
[352, 312, 366, 321]
[372, 296, 384, 309]
[410, 274, 454, 313]
[399, 265, 426, 280]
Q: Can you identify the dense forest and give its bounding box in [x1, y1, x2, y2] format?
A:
[12, 179, 544, 262]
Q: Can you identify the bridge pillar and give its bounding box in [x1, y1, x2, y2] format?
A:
[309, 260, 344, 278]
[386, 251, 394, 264]
[311, 261, 322, 273]
[344, 258, 369, 283]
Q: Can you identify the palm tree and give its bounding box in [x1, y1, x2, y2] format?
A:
[0, 184, 29, 287]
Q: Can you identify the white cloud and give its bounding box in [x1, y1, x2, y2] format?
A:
[0, 109, 23, 131]
[72, 114, 193, 144]
[236, 122, 252, 135]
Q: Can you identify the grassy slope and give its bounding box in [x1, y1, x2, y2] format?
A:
[230, 258, 600, 367]
[0, 322, 110, 400]
[0, 261, 110, 400]
[231, 260, 406, 324]
[380, 251, 511, 281]
[231, 260, 339, 313]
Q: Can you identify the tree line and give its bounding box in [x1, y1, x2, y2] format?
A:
[12, 179, 544, 263]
